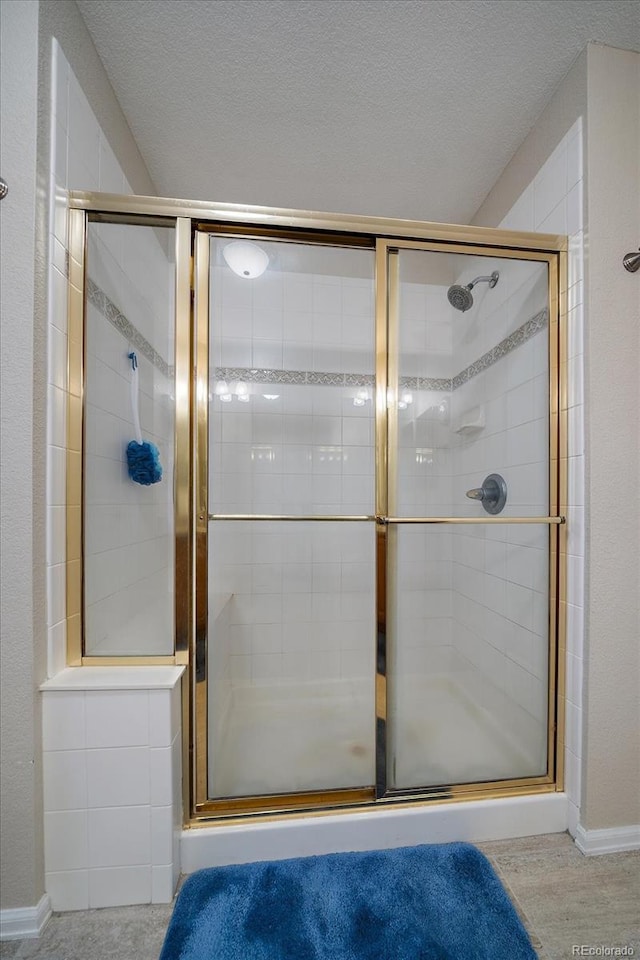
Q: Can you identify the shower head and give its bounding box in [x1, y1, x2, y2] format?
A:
[447, 284, 474, 312]
[447, 271, 499, 312]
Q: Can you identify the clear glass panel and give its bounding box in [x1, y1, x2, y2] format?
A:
[83, 221, 175, 656]
[208, 238, 375, 516]
[387, 524, 549, 788]
[396, 249, 549, 518]
[208, 521, 376, 797]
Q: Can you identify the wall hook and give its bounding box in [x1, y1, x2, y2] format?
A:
[623, 248, 640, 273]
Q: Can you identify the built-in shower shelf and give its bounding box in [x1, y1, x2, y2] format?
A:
[453, 404, 485, 436]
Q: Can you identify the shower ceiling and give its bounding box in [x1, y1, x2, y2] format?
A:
[76, 0, 640, 224]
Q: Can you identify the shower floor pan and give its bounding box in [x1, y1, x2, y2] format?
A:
[209, 674, 541, 800]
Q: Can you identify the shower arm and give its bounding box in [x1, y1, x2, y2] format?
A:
[467, 272, 499, 290]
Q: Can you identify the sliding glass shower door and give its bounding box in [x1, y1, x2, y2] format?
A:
[382, 244, 557, 796]
[193, 227, 562, 816]
[199, 235, 379, 809]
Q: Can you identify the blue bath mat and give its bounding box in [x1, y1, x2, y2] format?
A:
[159, 842, 536, 959]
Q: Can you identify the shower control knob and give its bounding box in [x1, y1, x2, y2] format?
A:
[465, 473, 507, 515]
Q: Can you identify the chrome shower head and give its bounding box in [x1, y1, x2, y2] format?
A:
[447, 284, 474, 312]
[447, 271, 499, 312]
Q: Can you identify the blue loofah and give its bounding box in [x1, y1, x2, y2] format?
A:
[126, 440, 163, 485]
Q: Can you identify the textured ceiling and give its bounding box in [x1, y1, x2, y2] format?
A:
[76, 0, 640, 224]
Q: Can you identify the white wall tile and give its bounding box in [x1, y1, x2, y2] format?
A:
[85, 691, 150, 748]
[566, 181, 583, 236]
[533, 142, 567, 227]
[44, 810, 88, 872]
[151, 864, 175, 904]
[150, 747, 173, 806]
[99, 140, 124, 193]
[537, 198, 567, 235]
[43, 750, 87, 811]
[88, 806, 151, 868]
[47, 562, 66, 625]
[43, 693, 86, 751]
[86, 747, 150, 807]
[48, 325, 67, 392]
[149, 690, 174, 748]
[89, 866, 151, 909]
[151, 806, 173, 864]
[46, 870, 89, 912]
[566, 122, 583, 189]
[47, 620, 68, 679]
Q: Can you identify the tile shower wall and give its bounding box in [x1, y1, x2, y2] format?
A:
[449, 258, 550, 770]
[500, 119, 585, 828]
[209, 270, 457, 693]
[43, 41, 182, 909]
[450, 121, 584, 791]
[48, 41, 175, 660]
[209, 262, 377, 689]
[395, 279, 454, 679]
[84, 226, 175, 656]
[47, 39, 131, 672]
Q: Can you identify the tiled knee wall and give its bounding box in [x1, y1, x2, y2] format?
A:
[41, 669, 184, 910]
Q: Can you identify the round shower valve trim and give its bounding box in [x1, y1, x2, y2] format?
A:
[465, 473, 508, 515]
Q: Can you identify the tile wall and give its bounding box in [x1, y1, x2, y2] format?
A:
[497, 119, 585, 820]
[48, 39, 128, 671]
[449, 255, 550, 771]
[207, 211, 580, 788]
[43, 40, 183, 909]
[208, 255, 378, 689]
[84, 225, 175, 656]
[41, 670, 183, 910]
[49, 41, 175, 660]
[394, 274, 454, 683]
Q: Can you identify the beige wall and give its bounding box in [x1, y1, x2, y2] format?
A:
[0, 0, 44, 914]
[0, 0, 156, 914]
[582, 43, 639, 830]
[475, 43, 640, 832]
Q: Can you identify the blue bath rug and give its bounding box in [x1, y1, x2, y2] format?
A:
[159, 842, 536, 959]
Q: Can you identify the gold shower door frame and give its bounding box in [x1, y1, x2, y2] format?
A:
[190, 225, 566, 821]
[65, 193, 567, 825]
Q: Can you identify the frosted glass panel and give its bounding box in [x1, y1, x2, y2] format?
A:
[83, 222, 175, 656]
[208, 521, 376, 798]
[207, 239, 377, 801]
[387, 525, 549, 789]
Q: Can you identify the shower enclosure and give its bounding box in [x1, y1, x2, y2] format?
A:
[68, 196, 567, 822]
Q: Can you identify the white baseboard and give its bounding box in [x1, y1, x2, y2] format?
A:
[0, 894, 52, 941]
[574, 823, 640, 856]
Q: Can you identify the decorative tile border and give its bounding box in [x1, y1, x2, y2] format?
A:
[214, 306, 546, 394]
[215, 367, 377, 388]
[87, 273, 545, 392]
[86, 277, 172, 378]
[452, 308, 547, 390]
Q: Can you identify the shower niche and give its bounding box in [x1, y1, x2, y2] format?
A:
[69, 196, 566, 821]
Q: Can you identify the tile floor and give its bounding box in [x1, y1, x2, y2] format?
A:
[1, 833, 638, 959]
